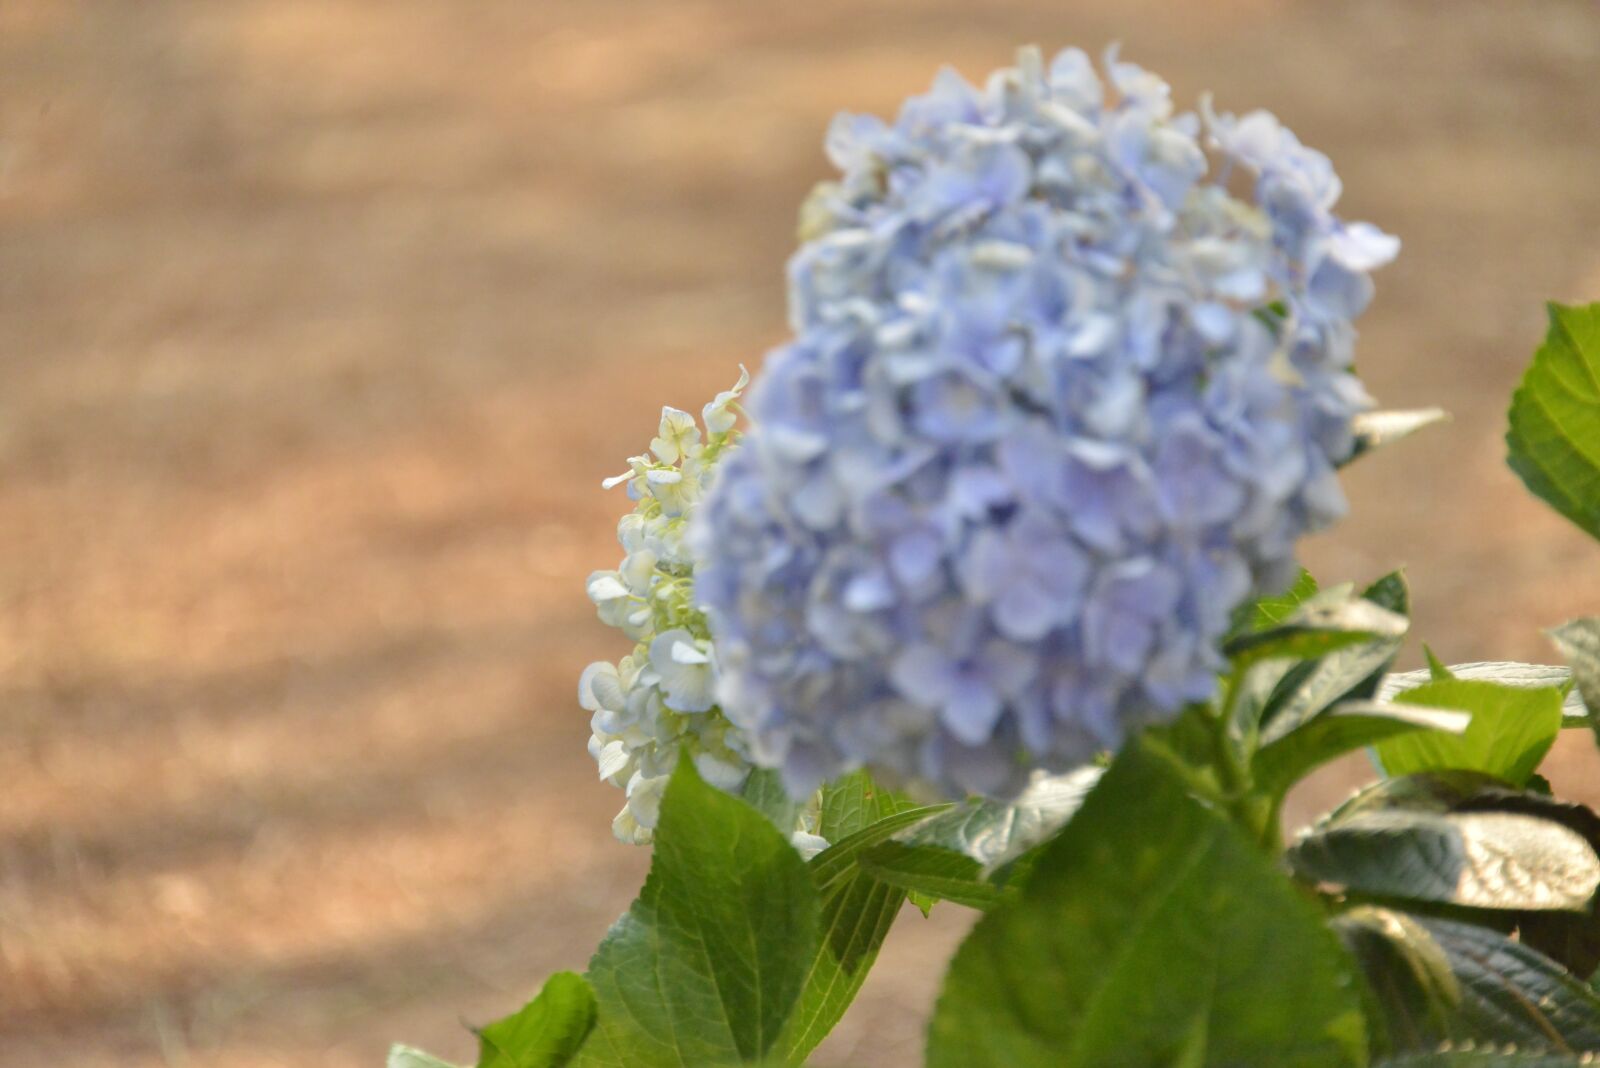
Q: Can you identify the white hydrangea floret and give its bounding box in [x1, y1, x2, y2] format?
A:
[582, 374, 825, 847]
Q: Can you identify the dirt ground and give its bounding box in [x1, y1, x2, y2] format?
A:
[2, 1, 1599, 1065]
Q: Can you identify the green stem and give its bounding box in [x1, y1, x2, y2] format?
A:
[1209, 677, 1282, 854]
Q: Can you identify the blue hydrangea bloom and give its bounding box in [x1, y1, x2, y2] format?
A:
[692, 46, 1397, 801]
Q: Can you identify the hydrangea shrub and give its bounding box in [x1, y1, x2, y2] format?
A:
[392, 46, 1600, 1068]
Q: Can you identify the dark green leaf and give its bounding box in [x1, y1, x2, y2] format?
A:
[579, 758, 819, 1067]
[1507, 302, 1600, 542]
[1347, 408, 1450, 465]
[1254, 701, 1469, 797]
[1339, 907, 1600, 1055]
[1492, 791, 1600, 980]
[1373, 680, 1564, 786]
[1335, 906, 1459, 1057]
[857, 841, 1002, 910]
[926, 742, 1367, 1067]
[477, 973, 597, 1068]
[1289, 808, 1600, 912]
[1318, 776, 1600, 979]
[1379, 663, 1589, 729]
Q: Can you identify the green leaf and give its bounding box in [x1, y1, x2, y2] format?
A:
[389, 1048, 463, 1068]
[390, 974, 598, 1068]
[856, 842, 1001, 910]
[1289, 808, 1600, 912]
[740, 768, 801, 835]
[1494, 791, 1600, 980]
[926, 742, 1368, 1067]
[1224, 589, 1407, 670]
[473, 973, 598, 1068]
[579, 758, 819, 1067]
[1507, 302, 1600, 542]
[1425, 647, 1454, 680]
[778, 802, 945, 1063]
[818, 769, 919, 842]
[1335, 906, 1460, 1058]
[1258, 573, 1412, 746]
[1315, 776, 1600, 978]
[1250, 568, 1321, 630]
[893, 766, 1101, 875]
[1372, 679, 1564, 786]
[1338, 907, 1600, 1055]
[1379, 663, 1590, 729]
[1550, 620, 1600, 741]
[1254, 701, 1469, 797]
[1347, 408, 1450, 465]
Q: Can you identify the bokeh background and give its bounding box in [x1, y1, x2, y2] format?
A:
[4, 1, 1600, 1065]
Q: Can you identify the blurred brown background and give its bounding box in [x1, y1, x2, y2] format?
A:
[3, 1, 1600, 1065]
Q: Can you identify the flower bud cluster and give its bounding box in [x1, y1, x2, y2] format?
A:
[580, 374, 767, 843]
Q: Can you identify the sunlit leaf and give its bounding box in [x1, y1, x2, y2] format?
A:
[927, 743, 1367, 1067]
[1507, 302, 1600, 542]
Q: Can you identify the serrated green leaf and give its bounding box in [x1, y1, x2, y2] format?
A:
[1550, 620, 1600, 743]
[474, 973, 597, 1068]
[1252, 568, 1321, 629]
[806, 804, 949, 894]
[1340, 907, 1600, 1055]
[1225, 590, 1407, 669]
[1379, 663, 1589, 729]
[894, 766, 1101, 875]
[1226, 585, 1410, 774]
[1494, 791, 1600, 980]
[818, 769, 919, 842]
[777, 801, 945, 1064]
[1335, 907, 1460, 1058]
[1258, 573, 1412, 746]
[856, 841, 1002, 910]
[579, 758, 819, 1067]
[1289, 807, 1600, 912]
[1347, 408, 1450, 465]
[1316, 776, 1600, 980]
[926, 742, 1367, 1067]
[1255, 701, 1469, 797]
[1507, 302, 1600, 542]
[1373, 679, 1564, 786]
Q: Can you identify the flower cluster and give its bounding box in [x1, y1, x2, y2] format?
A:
[580, 373, 767, 844]
[692, 46, 1398, 801]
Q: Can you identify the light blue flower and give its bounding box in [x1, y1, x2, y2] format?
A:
[693, 46, 1396, 800]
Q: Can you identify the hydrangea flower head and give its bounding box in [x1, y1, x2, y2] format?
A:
[692, 46, 1398, 801]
